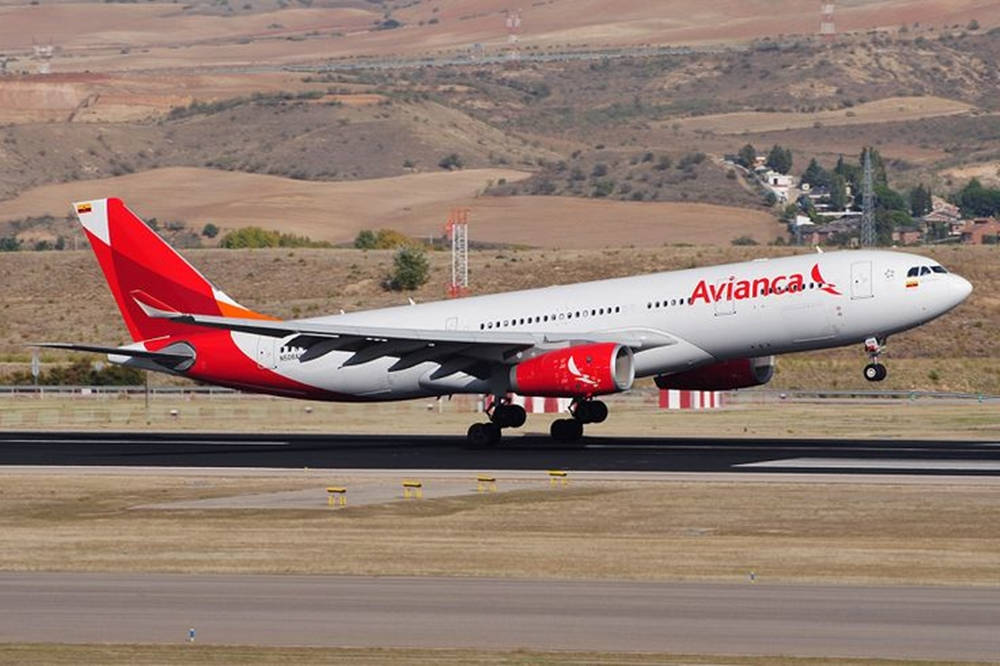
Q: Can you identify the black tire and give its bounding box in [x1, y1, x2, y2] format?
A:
[588, 400, 608, 424]
[863, 363, 880, 382]
[494, 404, 526, 429]
[467, 423, 502, 447]
[873, 363, 887, 382]
[550, 418, 584, 442]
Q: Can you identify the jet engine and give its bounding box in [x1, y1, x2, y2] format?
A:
[654, 356, 775, 391]
[510, 342, 635, 397]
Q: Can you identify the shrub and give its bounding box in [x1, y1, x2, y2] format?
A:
[387, 246, 429, 290]
[438, 153, 463, 170]
[731, 235, 759, 246]
[201, 223, 219, 238]
[354, 229, 377, 249]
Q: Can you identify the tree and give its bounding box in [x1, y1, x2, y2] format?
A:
[354, 229, 377, 249]
[829, 174, 848, 210]
[387, 246, 430, 291]
[0, 236, 21, 252]
[801, 158, 830, 188]
[909, 183, 932, 217]
[201, 223, 220, 238]
[956, 178, 1000, 217]
[765, 144, 793, 174]
[736, 143, 756, 169]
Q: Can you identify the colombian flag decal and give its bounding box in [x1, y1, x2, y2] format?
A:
[906, 279, 919, 288]
[76, 203, 92, 214]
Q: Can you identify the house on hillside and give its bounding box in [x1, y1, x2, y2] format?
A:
[957, 218, 1000, 244]
[921, 197, 964, 238]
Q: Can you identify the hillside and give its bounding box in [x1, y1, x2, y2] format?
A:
[0, 245, 996, 393]
[0, 167, 781, 248]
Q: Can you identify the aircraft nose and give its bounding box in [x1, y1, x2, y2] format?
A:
[952, 275, 973, 303]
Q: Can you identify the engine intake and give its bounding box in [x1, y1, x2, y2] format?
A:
[510, 342, 634, 398]
[655, 356, 774, 391]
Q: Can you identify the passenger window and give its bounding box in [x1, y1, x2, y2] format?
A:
[920, 266, 931, 276]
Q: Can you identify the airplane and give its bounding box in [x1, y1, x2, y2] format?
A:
[37, 198, 973, 446]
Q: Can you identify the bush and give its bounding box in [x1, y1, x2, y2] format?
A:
[438, 153, 464, 170]
[9, 359, 143, 386]
[354, 229, 377, 249]
[201, 223, 219, 238]
[219, 227, 330, 249]
[387, 246, 429, 290]
[731, 235, 759, 246]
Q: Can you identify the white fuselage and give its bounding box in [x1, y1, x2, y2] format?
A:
[227, 249, 971, 400]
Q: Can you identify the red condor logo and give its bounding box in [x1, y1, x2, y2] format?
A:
[689, 263, 841, 304]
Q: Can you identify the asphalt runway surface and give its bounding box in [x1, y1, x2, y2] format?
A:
[1, 573, 997, 660]
[1, 431, 998, 475]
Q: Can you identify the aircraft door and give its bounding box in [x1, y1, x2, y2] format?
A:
[255, 336, 277, 369]
[851, 261, 873, 300]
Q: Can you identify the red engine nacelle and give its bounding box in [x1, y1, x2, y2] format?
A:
[510, 342, 635, 398]
[654, 356, 775, 391]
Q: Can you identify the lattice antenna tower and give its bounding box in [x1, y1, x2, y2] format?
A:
[445, 208, 469, 298]
[505, 9, 521, 65]
[860, 148, 876, 247]
[819, 2, 836, 41]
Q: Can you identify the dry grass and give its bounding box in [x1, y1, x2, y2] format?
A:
[0, 395, 997, 440]
[0, 644, 987, 666]
[0, 471, 997, 585]
[671, 97, 975, 135]
[0, 244, 995, 392]
[0, 167, 779, 248]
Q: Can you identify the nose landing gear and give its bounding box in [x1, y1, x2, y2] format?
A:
[863, 337, 887, 382]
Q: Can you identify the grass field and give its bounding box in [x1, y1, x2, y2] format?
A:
[0, 469, 997, 585]
[0, 644, 990, 666]
[0, 167, 780, 248]
[0, 395, 997, 440]
[671, 97, 976, 135]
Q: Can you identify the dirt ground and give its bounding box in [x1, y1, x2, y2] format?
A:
[0, 166, 780, 247]
[0, 469, 996, 585]
[3, 0, 998, 74]
[672, 97, 976, 135]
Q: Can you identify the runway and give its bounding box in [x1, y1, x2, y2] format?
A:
[1, 431, 998, 475]
[0, 573, 996, 660]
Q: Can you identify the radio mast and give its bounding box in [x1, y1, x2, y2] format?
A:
[860, 148, 876, 247]
[445, 208, 469, 298]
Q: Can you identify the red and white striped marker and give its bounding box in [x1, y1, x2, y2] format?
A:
[658, 389, 723, 410]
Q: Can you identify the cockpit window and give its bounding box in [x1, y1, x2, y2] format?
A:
[907, 267, 920, 278]
[931, 265, 947, 274]
[920, 266, 932, 276]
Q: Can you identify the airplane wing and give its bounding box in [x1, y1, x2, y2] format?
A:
[140, 309, 677, 366]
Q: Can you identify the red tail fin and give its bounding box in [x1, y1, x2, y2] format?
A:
[73, 198, 273, 342]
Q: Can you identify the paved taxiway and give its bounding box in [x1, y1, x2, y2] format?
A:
[1, 573, 997, 660]
[1, 431, 998, 475]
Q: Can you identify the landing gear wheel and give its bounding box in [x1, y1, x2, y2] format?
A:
[862, 337, 887, 382]
[572, 400, 608, 424]
[550, 418, 584, 443]
[467, 422, 502, 447]
[863, 362, 887, 382]
[492, 404, 526, 429]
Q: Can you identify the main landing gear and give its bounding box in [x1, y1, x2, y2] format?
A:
[862, 336, 888, 382]
[465, 397, 610, 446]
[550, 398, 608, 443]
[466, 399, 527, 447]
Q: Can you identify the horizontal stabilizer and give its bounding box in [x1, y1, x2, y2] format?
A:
[31, 342, 195, 367]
